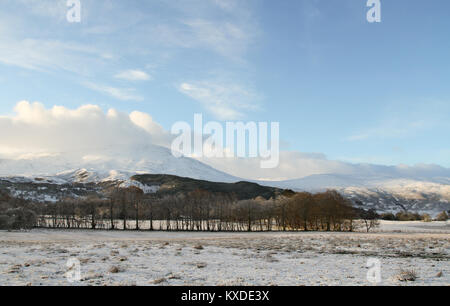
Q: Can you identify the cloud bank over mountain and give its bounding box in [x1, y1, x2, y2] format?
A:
[0, 101, 170, 156]
[0, 101, 448, 182]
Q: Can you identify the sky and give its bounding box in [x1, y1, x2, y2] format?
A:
[0, 0, 449, 180]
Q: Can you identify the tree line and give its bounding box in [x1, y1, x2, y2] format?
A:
[380, 211, 449, 222]
[0, 186, 388, 232]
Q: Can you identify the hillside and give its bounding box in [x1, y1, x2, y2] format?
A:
[265, 174, 450, 215]
[132, 174, 283, 200]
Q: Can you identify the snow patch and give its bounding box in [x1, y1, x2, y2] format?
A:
[119, 180, 160, 194]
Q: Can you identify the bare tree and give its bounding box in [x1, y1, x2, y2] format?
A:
[360, 209, 380, 232]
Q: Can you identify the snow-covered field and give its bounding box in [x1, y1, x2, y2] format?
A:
[0, 221, 448, 286]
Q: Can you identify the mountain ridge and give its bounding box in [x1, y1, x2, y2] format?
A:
[0, 144, 448, 215]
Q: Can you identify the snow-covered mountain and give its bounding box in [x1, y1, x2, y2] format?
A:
[264, 173, 450, 215]
[0, 144, 448, 215]
[0, 144, 237, 183]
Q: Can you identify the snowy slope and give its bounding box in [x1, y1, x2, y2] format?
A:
[0, 144, 238, 183]
[261, 174, 450, 215]
[265, 173, 450, 191]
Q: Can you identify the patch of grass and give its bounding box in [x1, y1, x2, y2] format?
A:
[108, 266, 121, 273]
[152, 278, 167, 284]
[395, 269, 417, 282]
[168, 274, 182, 280]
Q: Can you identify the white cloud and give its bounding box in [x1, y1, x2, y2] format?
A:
[129, 111, 169, 146]
[346, 120, 428, 141]
[346, 100, 450, 142]
[181, 19, 253, 60]
[0, 101, 169, 156]
[197, 151, 356, 181]
[0, 102, 447, 181]
[9, 0, 67, 20]
[145, 19, 254, 61]
[83, 82, 144, 101]
[0, 0, 259, 102]
[179, 80, 260, 120]
[212, 0, 238, 11]
[115, 70, 152, 81]
[0, 38, 105, 74]
[140, 0, 259, 61]
[196, 151, 450, 182]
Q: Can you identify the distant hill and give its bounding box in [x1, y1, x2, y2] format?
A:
[0, 172, 284, 204]
[132, 174, 282, 200]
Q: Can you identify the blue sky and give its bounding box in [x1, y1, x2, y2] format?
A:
[0, 0, 449, 171]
